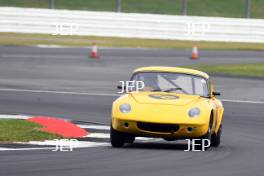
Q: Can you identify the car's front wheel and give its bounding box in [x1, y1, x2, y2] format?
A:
[196, 114, 213, 150]
[211, 124, 222, 147]
[110, 126, 135, 148]
[195, 128, 212, 151]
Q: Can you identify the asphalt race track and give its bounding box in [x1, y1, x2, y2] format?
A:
[0, 46, 264, 176]
[0, 46, 264, 100]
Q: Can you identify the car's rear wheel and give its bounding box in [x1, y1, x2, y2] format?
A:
[211, 124, 222, 147]
[110, 126, 135, 148]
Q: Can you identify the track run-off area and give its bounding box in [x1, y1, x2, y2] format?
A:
[0, 46, 264, 176]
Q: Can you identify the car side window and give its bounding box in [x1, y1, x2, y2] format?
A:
[193, 77, 209, 96]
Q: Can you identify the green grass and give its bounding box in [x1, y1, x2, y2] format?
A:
[1, 32, 264, 51]
[0, 0, 50, 8]
[0, 119, 61, 142]
[0, 0, 263, 18]
[186, 63, 264, 78]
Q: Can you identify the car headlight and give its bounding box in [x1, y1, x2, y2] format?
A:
[119, 103, 131, 113]
[188, 107, 200, 118]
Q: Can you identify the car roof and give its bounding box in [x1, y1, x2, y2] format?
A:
[133, 66, 209, 79]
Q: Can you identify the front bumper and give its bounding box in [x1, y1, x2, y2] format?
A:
[112, 118, 208, 139]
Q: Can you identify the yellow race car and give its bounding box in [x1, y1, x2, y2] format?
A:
[111, 66, 224, 149]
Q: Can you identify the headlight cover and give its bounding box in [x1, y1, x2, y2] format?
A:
[119, 103, 131, 113]
[188, 107, 200, 118]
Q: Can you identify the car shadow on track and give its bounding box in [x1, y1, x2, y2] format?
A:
[122, 142, 188, 151]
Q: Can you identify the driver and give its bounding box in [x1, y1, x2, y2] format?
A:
[138, 73, 160, 91]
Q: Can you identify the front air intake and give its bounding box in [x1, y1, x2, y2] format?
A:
[137, 122, 179, 133]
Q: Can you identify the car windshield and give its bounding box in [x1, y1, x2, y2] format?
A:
[131, 72, 210, 97]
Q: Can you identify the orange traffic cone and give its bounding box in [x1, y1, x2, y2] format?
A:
[90, 42, 99, 58]
[190, 46, 199, 60]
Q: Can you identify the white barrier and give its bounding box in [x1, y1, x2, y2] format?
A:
[0, 7, 264, 43]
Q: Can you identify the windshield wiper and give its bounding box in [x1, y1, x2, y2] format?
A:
[163, 87, 183, 92]
[150, 87, 183, 92]
[150, 89, 162, 92]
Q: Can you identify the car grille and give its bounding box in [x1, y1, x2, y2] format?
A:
[137, 122, 179, 133]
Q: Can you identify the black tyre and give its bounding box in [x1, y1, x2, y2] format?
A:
[211, 124, 222, 147]
[195, 114, 213, 151]
[110, 126, 135, 147]
[195, 129, 212, 151]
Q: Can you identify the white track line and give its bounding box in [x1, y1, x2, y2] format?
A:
[24, 140, 110, 148]
[0, 54, 86, 59]
[77, 124, 110, 130]
[0, 147, 54, 151]
[80, 125, 162, 141]
[221, 99, 264, 104]
[86, 133, 110, 138]
[75, 141, 110, 148]
[136, 137, 161, 141]
[0, 114, 30, 119]
[36, 45, 79, 48]
[85, 132, 162, 141]
[35, 45, 152, 50]
[0, 88, 263, 104]
[0, 88, 117, 97]
[0, 142, 110, 151]
[84, 133, 161, 142]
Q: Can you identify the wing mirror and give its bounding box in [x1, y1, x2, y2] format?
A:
[117, 85, 126, 90]
[212, 92, 221, 96]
